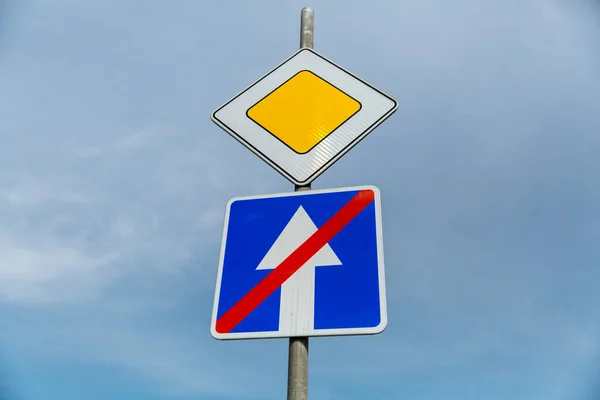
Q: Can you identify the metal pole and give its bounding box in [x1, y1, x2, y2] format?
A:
[288, 8, 313, 400]
[299, 6, 314, 50]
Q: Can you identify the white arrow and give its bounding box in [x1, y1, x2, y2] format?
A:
[256, 205, 342, 336]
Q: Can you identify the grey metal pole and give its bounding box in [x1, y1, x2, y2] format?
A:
[288, 8, 313, 400]
[299, 6, 314, 50]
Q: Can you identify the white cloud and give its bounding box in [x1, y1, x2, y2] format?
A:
[0, 233, 117, 304]
[0, 177, 86, 206]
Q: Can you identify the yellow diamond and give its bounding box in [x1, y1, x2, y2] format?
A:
[246, 70, 362, 154]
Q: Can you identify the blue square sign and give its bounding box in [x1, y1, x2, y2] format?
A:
[210, 185, 387, 340]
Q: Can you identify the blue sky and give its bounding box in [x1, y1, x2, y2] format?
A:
[0, 0, 599, 399]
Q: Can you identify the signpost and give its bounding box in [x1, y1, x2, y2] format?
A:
[209, 7, 398, 400]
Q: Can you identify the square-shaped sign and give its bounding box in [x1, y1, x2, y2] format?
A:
[211, 48, 398, 186]
[211, 185, 387, 340]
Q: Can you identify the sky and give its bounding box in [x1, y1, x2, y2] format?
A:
[0, 0, 599, 399]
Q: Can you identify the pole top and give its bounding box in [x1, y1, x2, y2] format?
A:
[300, 6, 314, 50]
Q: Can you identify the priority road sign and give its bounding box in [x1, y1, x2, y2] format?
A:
[210, 185, 387, 340]
[211, 48, 398, 186]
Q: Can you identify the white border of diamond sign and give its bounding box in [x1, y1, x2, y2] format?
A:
[211, 48, 398, 186]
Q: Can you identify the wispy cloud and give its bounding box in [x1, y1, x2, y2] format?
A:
[0, 233, 116, 304]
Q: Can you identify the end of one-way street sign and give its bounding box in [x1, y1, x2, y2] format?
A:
[210, 185, 387, 340]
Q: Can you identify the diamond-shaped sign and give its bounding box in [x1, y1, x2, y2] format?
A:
[211, 48, 398, 186]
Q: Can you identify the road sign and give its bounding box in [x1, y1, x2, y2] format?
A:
[211, 48, 398, 186]
[210, 185, 387, 340]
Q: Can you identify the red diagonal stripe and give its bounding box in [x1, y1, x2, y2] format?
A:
[215, 189, 375, 334]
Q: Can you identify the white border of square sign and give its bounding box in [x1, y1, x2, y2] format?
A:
[210, 185, 387, 340]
